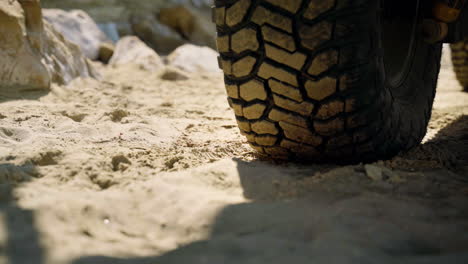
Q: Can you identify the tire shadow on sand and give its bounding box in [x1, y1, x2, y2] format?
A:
[72, 116, 468, 263]
[0, 163, 45, 264]
[0, 89, 48, 104]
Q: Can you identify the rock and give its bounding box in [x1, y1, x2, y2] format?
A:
[115, 21, 133, 37]
[191, 0, 212, 8]
[40, 1, 215, 51]
[109, 36, 164, 71]
[0, 0, 98, 92]
[130, 13, 186, 55]
[159, 67, 189, 81]
[158, 5, 216, 49]
[44, 22, 101, 84]
[365, 164, 399, 182]
[365, 165, 384, 181]
[167, 44, 220, 73]
[41, 0, 213, 24]
[98, 42, 115, 64]
[43, 9, 109, 60]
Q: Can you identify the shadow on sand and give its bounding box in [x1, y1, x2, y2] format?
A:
[0, 89, 48, 104]
[71, 116, 468, 263]
[0, 163, 45, 264]
[1, 116, 467, 264]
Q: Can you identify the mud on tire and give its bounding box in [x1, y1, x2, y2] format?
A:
[214, 0, 442, 162]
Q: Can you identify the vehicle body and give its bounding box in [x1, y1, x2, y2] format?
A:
[213, 0, 468, 162]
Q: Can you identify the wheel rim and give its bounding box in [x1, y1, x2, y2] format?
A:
[382, 0, 421, 87]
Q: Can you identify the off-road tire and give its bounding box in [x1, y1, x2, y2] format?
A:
[214, 0, 442, 162]
[451, 38, 468, 91]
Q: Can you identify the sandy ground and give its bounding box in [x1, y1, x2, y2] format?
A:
[0, 47, 467, 264]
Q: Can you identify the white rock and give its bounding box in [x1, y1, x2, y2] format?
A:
[43, 9, 109, 60]
[167, 44, 220, 73]
[109, 36, 164, 71]
[0, 0, 98, 92]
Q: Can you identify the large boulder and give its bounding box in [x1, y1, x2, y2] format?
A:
[130, 13, 186, 55]
[41, 0, 216, 52]
[158, 5, 216, 50]
[0, 0, 98, 92]
[43, 8, 110, 60]
[167, 44, 220, 73]
[109, 36, 164, 71]
[41, 0, 213, 23]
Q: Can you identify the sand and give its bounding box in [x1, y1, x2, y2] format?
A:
[0, 47, 467, 264]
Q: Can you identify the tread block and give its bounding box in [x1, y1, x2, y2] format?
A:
[211, 6, 226, 26]
[269, 79, 303, 102]
[226, 83, 239, 99]
[314, 118, 345, 136]
[226, 0, 251, 27]
[229, 99, 244, 116]
[243, 103, 267, 119]
[236, 119, 252, 132]
[214, 7, 226, 25]
[231, 28, 259, 53]
[279, 122, 323, 146]
[308, 50, 338, 76]
[303, 0, 336, 20]
[239, 79, 267, 101]
[252, 6, 292, 33]
[451, 41, 468, 88]
[245, 133, 256, 142]
[221, 59, 232, 74]
[305, 77, 337, 101]
[273, 95, 314, 116]
[316, 100, 344, 120]
[216, 35, 230, 53]
[232, 56, 257, 77]
[264, 0, 302, 13]
[255, 135, 278, 146]
[299, 21, 332, 51]
[265, 44, 306, 70]
[262, 25, 296, 52]
[258, 62, 298, 86]
[268, 108, 308, 128]
[251, 120, 279, 135]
